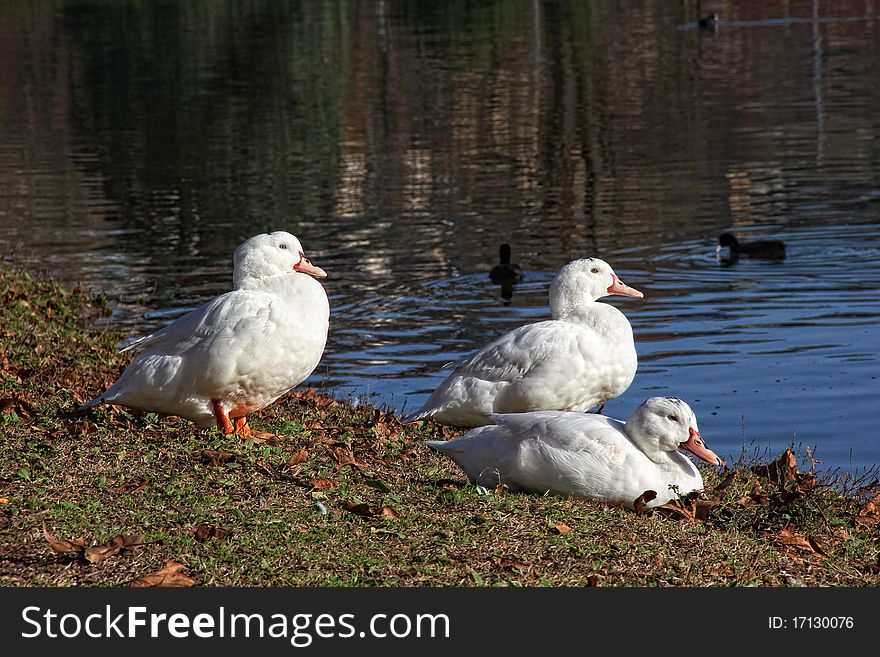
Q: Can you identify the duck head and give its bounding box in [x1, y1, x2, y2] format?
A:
[628, 396, 725, 467]
[233, 231, 327, 288]
[549, 257, 643, 318]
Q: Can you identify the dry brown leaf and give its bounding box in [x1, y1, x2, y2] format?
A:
[694, 499, 718, 520]
[130, 560, 196, 588]
[774, 527, 826, 559]
[752, 448, 799, 485]
[497, 558, 532, 573]
[84, 533, 143, 564]
[342, 500, 377, 517]
[200, 449, 236, 466]
[655, 500, 695, 521]
[856, 488, 880, 525]
[551, 522, 572, 535]
[111, 478, 149, 494]
[713, 471, 737, 492]
[309, 477, 337, 490]
[398, 449, 419, 461]
[380, 506, 398, 518]
[43, 525, 87, 555]
[326, 442, 367, 469]
[193, 524, 230, 542]
[249, 430, 283, 445]
[708, 564, 735, 577]
[807, 535, 829, 557]
[633, 490, 657, 515]
[287, 448, 309, 467]
[0, 396, 33, 418]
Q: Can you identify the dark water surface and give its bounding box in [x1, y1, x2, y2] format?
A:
[2, 0, 879, 472]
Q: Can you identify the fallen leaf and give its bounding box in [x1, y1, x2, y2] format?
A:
[287, 448, 309, 467]
[707, 564, 736, 577]
[249, 430, 283, 445]
[497, 558, 532, 573]
[655, 500, 695, 521]
[84, 533, 143, 563]
[309, 477, 337, 490]
[328, 444, 366, 468]
[193, 524, 230, 542]
[752, 448, 799, 485]
[773, 527, 827, 559]
[43, 525, 87, 555]
[550, 522, 572, 535]
[807, 535, 829, 557]
[342, 500, 377, 517]
[713, 471, 737, 492]
[200, 449, 236, 466]
[856, 488, 880, 525]
[0, 396, 33, 418]
[380, 506, 398, 518]
[111, 478, 149, 494]
[694, 499, 718, 520]
[633, 490, 657, 515]
[130, 560, 196, 587]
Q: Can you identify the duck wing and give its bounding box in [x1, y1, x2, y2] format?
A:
[121, 290, 273, 358]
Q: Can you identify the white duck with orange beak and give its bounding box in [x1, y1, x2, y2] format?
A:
[404, 258, 644, 427]
[427, 397, 724, 509]
[75, 231, 329, 437]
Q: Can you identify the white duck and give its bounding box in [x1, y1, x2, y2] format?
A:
[426, 397, 724, 509]
[75, 231, 330, 438]
[403, 258, 643, 427]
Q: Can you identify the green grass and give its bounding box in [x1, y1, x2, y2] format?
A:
[1, 264, 878, 587]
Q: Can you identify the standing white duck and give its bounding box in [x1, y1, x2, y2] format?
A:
[426, 397, 724, 509]
[403, 258, 643, 427]
[75, 231, 330, 438]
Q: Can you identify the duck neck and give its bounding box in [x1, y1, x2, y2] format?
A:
[552, 297, 627, 335]
[637, 442, 699, 481]
[235, 271, 289, 290]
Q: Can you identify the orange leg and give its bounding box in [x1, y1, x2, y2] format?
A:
[212, 399, 235, 435]
[234, 416, 251, 439]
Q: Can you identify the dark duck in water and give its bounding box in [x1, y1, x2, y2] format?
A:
[489, 244, 523, 283]
[717, 232, 786, 263]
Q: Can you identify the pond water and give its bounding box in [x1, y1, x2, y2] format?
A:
[2, 0, 879, 473]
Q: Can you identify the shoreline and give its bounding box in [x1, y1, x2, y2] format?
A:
[1, 263, 878, 587]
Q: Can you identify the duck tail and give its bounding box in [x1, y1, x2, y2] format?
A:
[63, 396, 105, 418]
[425, 440, 450, 452]
[401, 408, 432, 424]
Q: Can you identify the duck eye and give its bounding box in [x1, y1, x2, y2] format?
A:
[590, 267, 599, 274]
[667, 415, 678, 422]
[279, 243, 288, 250]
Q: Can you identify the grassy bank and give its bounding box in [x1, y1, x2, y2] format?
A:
[1, 265, 878, 587]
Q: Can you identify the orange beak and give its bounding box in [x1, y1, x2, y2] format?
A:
[607, 274, 643, 298]
[680, 427, 725, 466]
[294, 255, 327, 278]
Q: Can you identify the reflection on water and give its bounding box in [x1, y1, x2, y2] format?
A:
[1, 0, 879, 471]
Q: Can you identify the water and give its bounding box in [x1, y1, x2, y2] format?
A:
[1, 0, 879, 472]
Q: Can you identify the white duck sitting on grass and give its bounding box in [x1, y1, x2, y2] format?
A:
[73, 231, 330, 438]
[404, 257, 643, 427]
[426, 396, 724, 510]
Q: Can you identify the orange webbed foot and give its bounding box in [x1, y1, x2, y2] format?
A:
[234, 416, 251, 439]
[212, 399, 235, 435]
